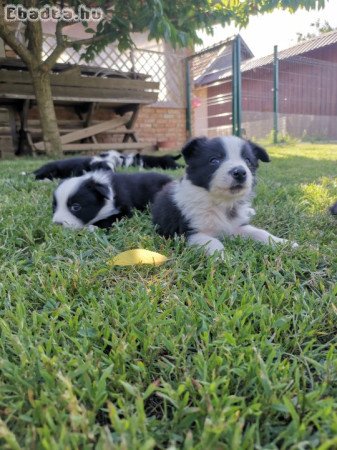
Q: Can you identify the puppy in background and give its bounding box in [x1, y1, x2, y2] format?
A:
[140, 153, 183, 170]
[152, 136, 298, 256]
[330, 201, 337, 215]
[31, 150, 123, 180]
[115, 152, 183, 170]
[52, 170, 172, 229]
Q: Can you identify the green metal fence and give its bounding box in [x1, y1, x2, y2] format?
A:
[188, 35, 337, 141]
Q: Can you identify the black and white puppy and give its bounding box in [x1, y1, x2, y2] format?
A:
[330, 201, 337, 215]
[115, 152, 183, 170]
[32, 150, 124, 180]
[140, 153, 183, 170]
[152, 136, 298, 256]
[52, 170, 172, 229]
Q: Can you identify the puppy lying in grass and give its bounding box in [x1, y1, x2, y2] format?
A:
[152, 136, 298, 256]
[52, 170, 171, 229]
[113, 152, 183, 170]
[30, 151, 123, 180]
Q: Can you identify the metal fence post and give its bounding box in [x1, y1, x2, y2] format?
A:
[232, 39, 237, 135]
[185, 58, 192, 138]
[232, 36, 242, 137]
[236, 35, 242, 137]
[273, 45, 279, 144]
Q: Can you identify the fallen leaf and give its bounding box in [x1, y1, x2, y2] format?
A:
[109, 249, 168, 266]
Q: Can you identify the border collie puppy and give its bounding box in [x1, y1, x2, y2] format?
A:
[32, 150, 123, 180]
[140, 153, 183, 170]
[114, 153, 183, 170]
[330, 201, 337, 215]
[152, 136, 298, 256]
[52, 170, 172, 229]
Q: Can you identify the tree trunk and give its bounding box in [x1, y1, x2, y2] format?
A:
[30, 68, 62, 157]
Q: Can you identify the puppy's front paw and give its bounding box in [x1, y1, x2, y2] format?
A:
[205, 241, 225, 258]
[87, 225, 98, 232]
[270, 237, 299, 249]
[276, 238, 299, 249]
[210, 249, 225, 261]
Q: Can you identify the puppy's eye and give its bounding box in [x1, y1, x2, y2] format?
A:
[244, 157, 251, 165]
[209, 157, 220, 165]
[70, 203, 81, 212]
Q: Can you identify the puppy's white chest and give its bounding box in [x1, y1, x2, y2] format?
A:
[173, 180, 249, 238]
[189, 203, 237, 236]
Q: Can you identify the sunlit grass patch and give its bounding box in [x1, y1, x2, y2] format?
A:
[0, 143, 336, 449]
[300, 177, 337, 214]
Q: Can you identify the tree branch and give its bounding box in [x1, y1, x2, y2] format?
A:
[0, 4, 32, 66]
[41, 20, 68, 71]
[26, 18, 43, 63]
[65, 33, 112, 49]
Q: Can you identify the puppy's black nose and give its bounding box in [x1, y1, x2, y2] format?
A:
[230, 166, 247, 182]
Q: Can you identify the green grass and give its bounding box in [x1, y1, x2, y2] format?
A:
[0, 142, 337, 450]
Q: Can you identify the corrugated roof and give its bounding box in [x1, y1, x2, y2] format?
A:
[277, 29, 337, 58]
[195, 29, 337, 86]
[191, 41, 231, 81]
[191, 35, 253, 84]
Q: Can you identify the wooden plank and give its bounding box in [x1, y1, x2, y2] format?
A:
[57, 66, 81, 77]
[0, 84, 158, 102]
[34, 117, 128, 150]
[26, 119, 96, 127]
[35, 142, 154, 152]
[0, 136, 15, 157]
[60, 117, 129, 144]
[61, 142, 155, 152]
[48, 86, 158, 101]
[0, 92, 157, 105]
[0, 39, 5, 58]
[0, 126, 11, 134]
[28, 128, 82, 134]
[26, 125, 135, 134]
[0, 69, 159, 91]
[52, 73, 159, 91]
[0, 86, 158, 105]
[101, 128, 135, 134]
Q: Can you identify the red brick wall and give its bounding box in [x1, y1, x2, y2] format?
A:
[135, 106, 187, 149]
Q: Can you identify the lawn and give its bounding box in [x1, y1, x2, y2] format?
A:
[0, 142, 336, 449]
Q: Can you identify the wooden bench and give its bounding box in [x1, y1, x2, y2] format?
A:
[0, 59, 159, 155]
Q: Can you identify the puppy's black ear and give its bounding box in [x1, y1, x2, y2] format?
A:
[182, 137, 208, 161]
[95, 183, 111, 199]
[89, 180, 111, 199]
[249, 141, 270, 162]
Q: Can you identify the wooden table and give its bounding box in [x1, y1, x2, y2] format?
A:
[0, 58, 159, 154]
